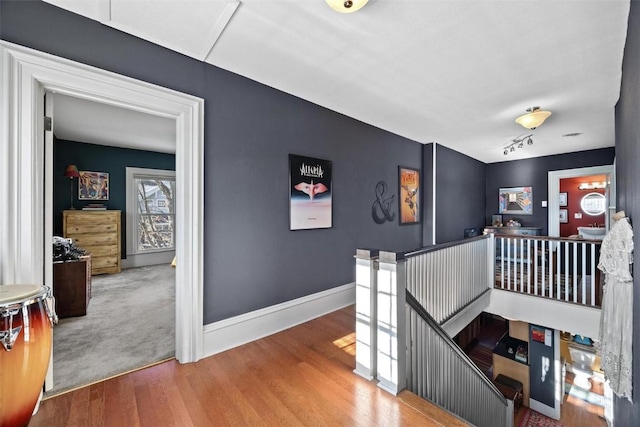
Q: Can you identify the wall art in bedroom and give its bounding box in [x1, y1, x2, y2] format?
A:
[289, 154, 332, 230]
[78, 171, 109, 201]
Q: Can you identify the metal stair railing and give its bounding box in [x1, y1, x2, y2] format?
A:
[406, 291, 513, 427]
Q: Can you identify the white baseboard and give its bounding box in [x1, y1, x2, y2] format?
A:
[121, 251, 175, 269]
[203, 283, 355, 358]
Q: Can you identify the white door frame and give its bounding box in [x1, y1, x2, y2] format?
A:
[547, 165, 614, 237]
[0, 42, 205, 370]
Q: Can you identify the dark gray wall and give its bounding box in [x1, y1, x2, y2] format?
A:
[435, 144, 486, 243]
[485, 148, 615, 235]
[54, 139, 176, 258]
[1, 1, 423, 323]
[613, 1, 640, 422]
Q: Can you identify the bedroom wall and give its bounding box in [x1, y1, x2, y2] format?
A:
[0, 1, 423, 323]
[485, 148, 615, 235]
[53, 139, 176, 259]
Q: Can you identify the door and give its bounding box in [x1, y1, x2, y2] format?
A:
[44, 92, 55, 390]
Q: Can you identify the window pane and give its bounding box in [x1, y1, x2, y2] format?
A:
[137, 179, 174, 214]
[137, 214, 174, 251]
[136, 178, 175, 252]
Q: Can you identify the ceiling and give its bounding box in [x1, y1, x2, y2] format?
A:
[45, 0, 630, 163]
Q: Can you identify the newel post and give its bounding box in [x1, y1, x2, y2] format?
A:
[376, 250, 407, 395]
[353, 249, 379, 380]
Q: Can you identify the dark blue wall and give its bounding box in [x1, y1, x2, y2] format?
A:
[485, 148, 615, 235]
[435, 144, 486, 243]
[0, 1, 423, 323]
[54, 139, 176, 258]
[613, 0, 640, 422]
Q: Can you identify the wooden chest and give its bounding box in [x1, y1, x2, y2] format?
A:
[53, 254, 92, 318]
[63, 210, 121, 275]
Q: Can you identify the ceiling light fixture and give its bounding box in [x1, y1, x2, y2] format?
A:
[326, 0, 369, 13]
[503, 134, 533, 156]
[515, 106, 552, 130]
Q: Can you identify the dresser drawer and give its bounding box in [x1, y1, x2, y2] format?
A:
[91, 255, 120, 269]
[81, 244, 119, 258]
[65, 223, 118, 235]
[69, 233, 118, 247]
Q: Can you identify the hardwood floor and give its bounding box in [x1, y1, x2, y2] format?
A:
[31, 306, 463, 427]
[31, 305, 608, 427]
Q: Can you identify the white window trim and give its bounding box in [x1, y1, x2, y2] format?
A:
[126, 167, 176, 260]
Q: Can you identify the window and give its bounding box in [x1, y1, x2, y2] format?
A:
[126, 167, 176, 255]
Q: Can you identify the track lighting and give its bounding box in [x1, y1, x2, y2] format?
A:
[503, 134, 533, 156]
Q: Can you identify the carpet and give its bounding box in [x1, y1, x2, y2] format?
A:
[46, 264, 175, 397]
[564, 382, 605, 407]
[518, 408, 566, 427]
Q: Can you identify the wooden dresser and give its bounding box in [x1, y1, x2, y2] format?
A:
[63, 210, 121, 275]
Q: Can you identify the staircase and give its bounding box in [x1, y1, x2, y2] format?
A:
[354, 233, 603, 427]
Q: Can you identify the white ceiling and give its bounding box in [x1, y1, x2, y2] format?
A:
[45, 0, 630, 163]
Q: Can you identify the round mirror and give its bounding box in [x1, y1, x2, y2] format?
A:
[580, 192, 606, 216]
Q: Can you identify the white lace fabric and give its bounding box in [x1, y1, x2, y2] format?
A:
[598, 217, 634, 402]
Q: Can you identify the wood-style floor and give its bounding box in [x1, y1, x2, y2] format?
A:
[31, 305, 607, 427]
[30, 305, 466, 427]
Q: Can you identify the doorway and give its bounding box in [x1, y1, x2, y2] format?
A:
[547, 165, 614, 238]
[0, 41, 205, 390]
[48, 97, 179, 393]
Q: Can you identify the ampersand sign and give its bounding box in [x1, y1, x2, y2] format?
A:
[371, 181, 396, 224]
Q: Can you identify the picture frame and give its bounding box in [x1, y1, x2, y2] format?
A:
[559, 192, 568, 207]
[498, 186, 533, 215]
[491, 214, 503, 227]
[398, 166, 420, 224]
[559, 209, 568, 223]
[289, 154, 332, 230]
[78, 171, 109, 201]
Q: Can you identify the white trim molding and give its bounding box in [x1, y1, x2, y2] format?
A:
[0, 41, 205, 366]
[203, 283, 356, 357]
[547, 165, 613, 238]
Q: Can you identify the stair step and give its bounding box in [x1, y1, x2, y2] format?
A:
[398, 390, 470, 426]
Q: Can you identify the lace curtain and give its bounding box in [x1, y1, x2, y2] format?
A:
[598, 216, 634, 402]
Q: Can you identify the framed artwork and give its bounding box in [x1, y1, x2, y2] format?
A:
[498, 186, 533, 215]
[398, 166, 420, 224]
[559, 209, 568, 223]
[78, 171, 109, 201]
[559, 192, 568, 207]
[289, 154, 332, 230]
[491, 214, 503, 227]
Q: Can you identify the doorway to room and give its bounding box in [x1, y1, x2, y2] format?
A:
[547, 165, 614, 238]
[0, 41, 205, 392]
[47, 94, 179, 394]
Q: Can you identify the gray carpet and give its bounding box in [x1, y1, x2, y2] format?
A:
[46, 264, 175, 397]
